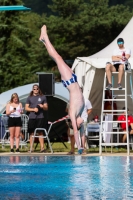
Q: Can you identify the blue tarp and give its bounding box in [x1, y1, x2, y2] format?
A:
[0, 6, 31, 11]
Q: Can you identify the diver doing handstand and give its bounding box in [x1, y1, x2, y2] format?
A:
[39, 25, 85, 154]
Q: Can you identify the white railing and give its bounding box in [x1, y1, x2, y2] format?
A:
[0, 114, 29, 148]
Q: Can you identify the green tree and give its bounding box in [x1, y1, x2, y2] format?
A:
[0, 0, 49, 92]
[109, 0, 126, 6]
[0, 0, 30, 92]
[0, 0, 133, 93]
[22, 12, 61, 80]
[23, 0, 53, 15]
[124, 0, 133, 9]
[44, 0, 132, 60]
[22, 0, 133, 14]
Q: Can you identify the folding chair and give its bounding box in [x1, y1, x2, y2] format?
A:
[19, 114, 29, 149]
[86, 123, 100, 149]
[30, 115, 69, 153]
[30, 125, 53, 153]
[1, 114, 10, 147]
[0, 115, 5, 143]
[130, 135, 133, 150]
[21, 114, 29, 141]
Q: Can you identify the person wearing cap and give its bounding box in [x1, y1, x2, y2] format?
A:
[25, 84, 48, 153]
[118, 107, 133, 143]
[105, 38, 131, 90]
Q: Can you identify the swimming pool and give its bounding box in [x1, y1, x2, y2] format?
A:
[0, 156, 133, 200]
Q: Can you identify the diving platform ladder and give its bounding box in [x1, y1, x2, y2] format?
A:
[99, 69, 133, 155]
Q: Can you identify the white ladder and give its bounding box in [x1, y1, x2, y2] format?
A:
[99, 70, 133, 155]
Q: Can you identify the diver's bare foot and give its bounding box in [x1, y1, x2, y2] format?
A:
[39, 25, 47, 42]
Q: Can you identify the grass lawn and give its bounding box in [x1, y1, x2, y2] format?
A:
[0, 141, 132, 154]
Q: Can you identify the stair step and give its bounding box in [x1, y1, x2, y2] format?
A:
[103, 110, 126, 112]
[100, 132, 128, 134]
[105, 88, 125, 90]
[114, 95, 132, 97]
[101, 120, 127, 123]
[112, 71, 131, 74]
[101, 143, 128, 146]
[103, 99, 125, 101]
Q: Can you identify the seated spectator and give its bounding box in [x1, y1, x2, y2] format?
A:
[105, 38, 131, 90]
[118, 107, 133, 142]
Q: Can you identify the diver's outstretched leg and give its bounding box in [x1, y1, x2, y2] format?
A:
[39, 25, 73, 81]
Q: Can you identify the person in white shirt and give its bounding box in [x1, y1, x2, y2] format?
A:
[6, 93, 23, 153]
[80, 98, 92, 154]
[105, 38, 131, 90]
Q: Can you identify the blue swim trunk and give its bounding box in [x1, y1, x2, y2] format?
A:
[61, 73, 77, 87]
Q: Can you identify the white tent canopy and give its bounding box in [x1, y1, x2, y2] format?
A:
[72, 17, 133, 118]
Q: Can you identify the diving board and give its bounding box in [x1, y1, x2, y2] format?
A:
[0, 6, 31, 11]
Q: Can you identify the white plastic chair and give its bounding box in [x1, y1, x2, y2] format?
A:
[86, 123, 100, 149]
[1, 114, 10, 147]
[30, 124, 53, 153]
[30, 116, 69, 153]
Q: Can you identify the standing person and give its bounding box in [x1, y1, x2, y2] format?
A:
[6, 93, 23, 153]
[39, 25, 85, 154]
[65, 104, 75, 155]
[25, 84, 48, 153]
[80, 97, 92, 153]
[105, 38, 131, 90]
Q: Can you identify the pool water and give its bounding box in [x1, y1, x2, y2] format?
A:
[0, 156, 133, 200]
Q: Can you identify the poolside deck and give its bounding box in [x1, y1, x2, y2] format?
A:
[0, 152, 133, 156]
